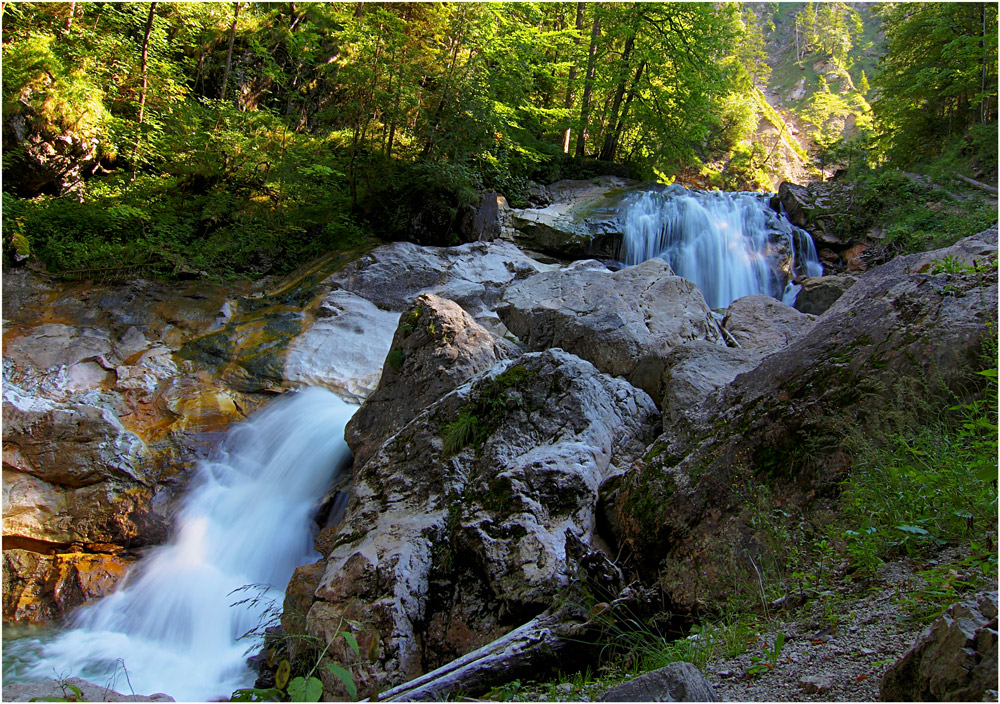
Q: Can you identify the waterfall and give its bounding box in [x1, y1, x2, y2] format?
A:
[621, 185, 823, 310]
[12, 388, 356, 702]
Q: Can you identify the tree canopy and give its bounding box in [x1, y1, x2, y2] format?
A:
[1, 2, 996, 279]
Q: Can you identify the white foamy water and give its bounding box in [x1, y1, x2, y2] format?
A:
[621, 186, 822, 309]
[14, 387, 356, 702]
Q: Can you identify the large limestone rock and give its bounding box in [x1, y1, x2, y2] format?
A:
[345, 294, 513, 469]
[507, 177, 636, 260]
[2, 676, 174, 702]
[612, 228, 998, 611]
[498, 258, 725, 400]
[793, 274, 858, 316]
[330, 239, 548, 334]
[283, 290, 401, 402]
[721, 295, 814, 352]
[658, 341, 765, 429]
[293, 349, 658, 697]
[880, 591, 998, 702]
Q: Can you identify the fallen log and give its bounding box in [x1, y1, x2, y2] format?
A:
[955, 173, 999, 194]
[375, 585, 654, 702]
[376, 608, 589, 702]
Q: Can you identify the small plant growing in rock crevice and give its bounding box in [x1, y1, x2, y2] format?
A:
[441, 365, 537, 456]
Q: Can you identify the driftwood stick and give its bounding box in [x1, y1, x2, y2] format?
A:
[955, 173, 999, 194]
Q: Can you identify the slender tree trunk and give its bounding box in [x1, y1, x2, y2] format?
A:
[598, 33, 636, 162]
[575, 6, 601, 158]
[220, 2, 240, 101]
[980, 5, 990, 124]
[65, 2, 75, 31]
[602, 59, 645, 163]
[132, 1, 157, 180]
[136, 3, 156, 127]
[421, 24, 464, 159]
[562, 2, 585, 153]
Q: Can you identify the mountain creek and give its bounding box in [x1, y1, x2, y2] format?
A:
[2, 178, 997, 703]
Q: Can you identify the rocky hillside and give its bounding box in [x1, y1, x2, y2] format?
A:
[742, 2, 885, 185]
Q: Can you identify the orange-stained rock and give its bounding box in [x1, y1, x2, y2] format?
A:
[2, 549, 132, 623]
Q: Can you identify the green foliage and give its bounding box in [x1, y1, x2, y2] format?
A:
[873, 3, 998, 168]
[839, 351, 997, 567]
[441, 365, 536, 456]
[897, 547, 999, 623]
[385, 349, 405, 371]
[823, 168, 997, 256]
[231, 612, 363, 703]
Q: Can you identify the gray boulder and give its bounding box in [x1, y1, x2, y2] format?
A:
[345, 293, 513, 469]
[498, 258, 725, 401]
[722, 295, 814, 352]
[330, 239, 547, 334]
[880, 591, 998, 702]
[293, 349, 658, 698]
[793, 274, 857, 316]
[659, 341, 765, 428]
[507, 177, 636, 259]
[602, 662, 719, 702]
[2, 677, 174, 702]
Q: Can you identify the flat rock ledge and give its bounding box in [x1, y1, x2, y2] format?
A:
[2, 677, 174, 702]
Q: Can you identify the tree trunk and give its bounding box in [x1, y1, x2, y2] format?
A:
[132, 1, 157, 180]
[220, 2, 240, 101]
[598, 33, 636, 162]
[602, 59, 645, 163]
[136, 3, 156, 127]
[955, 173, 998, 194]
[575, 7, 602, 158]
[980, 5, 990, 124]
[562, 2, 585, 154]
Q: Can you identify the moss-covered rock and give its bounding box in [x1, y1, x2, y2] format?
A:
[614, 227, 999, 613]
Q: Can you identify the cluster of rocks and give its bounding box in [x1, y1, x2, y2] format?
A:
[285, 219, 995, 699]
[3, 177, 996, 702]
[2, 238, 551, 624]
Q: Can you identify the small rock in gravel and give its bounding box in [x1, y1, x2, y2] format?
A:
[800, 675, 834, 694]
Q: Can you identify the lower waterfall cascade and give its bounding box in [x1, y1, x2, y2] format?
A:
[620, 186, 823, 310]
[5, 387, 357, 702]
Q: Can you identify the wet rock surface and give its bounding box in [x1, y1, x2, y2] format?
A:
[2, 238, 547, 623]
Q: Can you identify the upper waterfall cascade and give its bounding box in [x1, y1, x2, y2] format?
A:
[620, 186, 823, 310]
[9, 388, 357, 702]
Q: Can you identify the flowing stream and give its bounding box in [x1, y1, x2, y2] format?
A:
[620, 186, 823, 310]
[4, 387, 357, 702]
